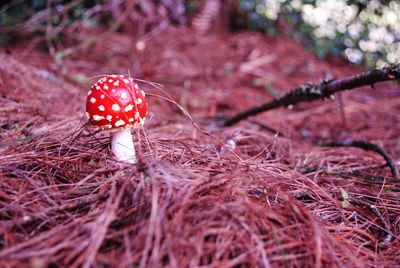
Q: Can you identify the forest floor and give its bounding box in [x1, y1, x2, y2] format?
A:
[1, 26, 399, 267]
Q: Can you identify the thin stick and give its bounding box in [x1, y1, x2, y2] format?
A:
[348, 198, 393, 245]
[222, 65, 400, 127]
[323, 140, 399, 180]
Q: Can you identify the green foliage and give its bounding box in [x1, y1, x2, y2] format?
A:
[236, 0, 400, 68]
[186, 0, 201, 13]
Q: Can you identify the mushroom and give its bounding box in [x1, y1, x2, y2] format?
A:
[86, 75, 147, 163]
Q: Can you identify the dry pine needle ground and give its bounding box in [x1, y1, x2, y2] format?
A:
[1, 27, 399, 267]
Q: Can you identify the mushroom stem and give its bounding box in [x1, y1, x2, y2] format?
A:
[110, 129, 136, 163]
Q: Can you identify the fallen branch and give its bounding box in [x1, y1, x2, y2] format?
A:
[323, 140, 399, 180]
[348, 198, 393, 246]
[221, 64, 400, 127]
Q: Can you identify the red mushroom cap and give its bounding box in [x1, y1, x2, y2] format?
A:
[86, 75, 147, 130]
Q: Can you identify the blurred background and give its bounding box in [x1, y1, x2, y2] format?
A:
[1, 0, 399, 71]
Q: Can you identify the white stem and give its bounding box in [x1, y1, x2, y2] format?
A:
[111, 129, 136, 163]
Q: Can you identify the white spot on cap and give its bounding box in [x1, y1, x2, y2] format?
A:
[92, 115, 105, 121]
[111, 89, 115, 92]
[123, 79, 129, 84]
[101, 94, 105, 99]
[128, 118, 134, 122]
[121, 92, 127, 99]
[108, 79, 114, 82]
[124, 104, 134, 112]
[134, 83, 139, 89]
[85, 112, 90, 119]
[135, 98, 142, 104]
[87, 90, 92, 96]
[98, 105, 105, 111]
[115, 119, 126, 127]
[113, 81, 120, 86]
[106, 115, 112, 121]
[90, 97, 96, 104]
[110, 75, 117, 78]
[96, 85, 100, 90]
[105, 124, 112, 129]
[139, 118, 145, 125]
[102, 77, 107, 82]
[141, 90, 145, 96]
[112, 104, 120, 111]
[104, 85, 109, 90]
[135, 112, 140, 119]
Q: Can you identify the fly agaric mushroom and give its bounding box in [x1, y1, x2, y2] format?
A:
[86, 75, 147, 163]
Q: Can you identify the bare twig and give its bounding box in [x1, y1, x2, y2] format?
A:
[348, 198, 393, 245]
[323, 140, 399, 180]
[222, 65, 400, 127]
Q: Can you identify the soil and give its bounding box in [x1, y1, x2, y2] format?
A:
[1, 26, 399, 267]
